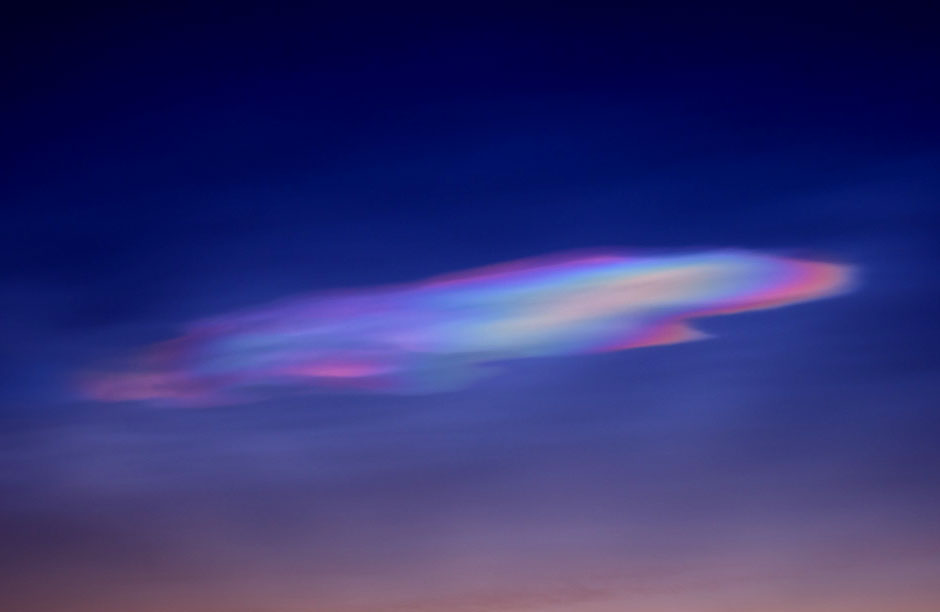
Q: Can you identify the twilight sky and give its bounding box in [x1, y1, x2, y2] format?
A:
[2, 4, 939, 611]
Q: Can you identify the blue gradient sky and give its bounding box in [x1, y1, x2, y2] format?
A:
[2, 4, 939, 611]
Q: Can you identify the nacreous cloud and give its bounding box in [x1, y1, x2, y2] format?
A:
[80, 249, 854, 404]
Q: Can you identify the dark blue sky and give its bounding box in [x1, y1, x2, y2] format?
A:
[2, 4, 939, 611]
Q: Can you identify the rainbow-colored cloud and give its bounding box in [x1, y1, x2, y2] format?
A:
[80, 249, 853, 404]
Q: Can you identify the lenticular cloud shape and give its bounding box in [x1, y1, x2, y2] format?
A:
[80, 249, 854, 404]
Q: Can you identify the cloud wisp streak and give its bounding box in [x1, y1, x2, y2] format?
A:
[80, 249, 853, 405]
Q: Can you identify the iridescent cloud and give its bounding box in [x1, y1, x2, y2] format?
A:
[80, 249, 854, 404]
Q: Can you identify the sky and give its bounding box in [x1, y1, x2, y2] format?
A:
[2, 4, 939, 611]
